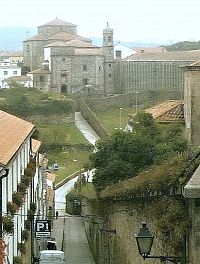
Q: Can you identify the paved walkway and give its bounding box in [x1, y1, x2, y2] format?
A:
[52, 113, 98, 263]
[75, 112, 100, 145]
[52, 215, 96, 264]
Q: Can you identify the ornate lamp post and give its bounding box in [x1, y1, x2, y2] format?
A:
[119, 107, 123, 129]
[134, 222, 181, 263]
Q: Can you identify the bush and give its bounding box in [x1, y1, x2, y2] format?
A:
[12, 192, 24, 207]
[27, 209, 35, 221]
[7, 202, 18, 215]
[24, 220, 31, 230]
[17, 242, 26, 254]
[22, 229, 29, 241]
[2, 216, 14, 234]
[30, 203, 36, 212]
[13, 256, 23, 264]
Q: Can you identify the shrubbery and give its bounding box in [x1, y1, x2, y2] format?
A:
[0, 87, 75, 117]
[90, 112, 187, 192]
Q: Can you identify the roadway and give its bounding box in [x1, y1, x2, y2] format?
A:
[55, 112, 99, 214]
[53, 112, 99, 263]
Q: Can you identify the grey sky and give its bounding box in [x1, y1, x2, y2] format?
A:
[2, 0, 200, 43]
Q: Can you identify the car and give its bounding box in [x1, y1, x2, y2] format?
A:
[38, 250, 65, 264]
[53, 163, 59, 170]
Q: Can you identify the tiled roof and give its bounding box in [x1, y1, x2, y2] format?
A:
[180, 60, 200, 70]
[46, 171, 55, 182]
[75, 48, 103, 55]
[125, 49, 200, 61]
[45, 39, 96, 48]
[184, 165, 200, 198]
[48, 31, 91, 43]
[5, 76, 32, 82]
[38, 18, 76, 27]
[32, 139, 41, 154]
[133, 47, 167, 53]
[0, 65, 20, 69]
[1, 51, 23, 57]
[45, 41, 69, 47]
[29, 68, 51, 74]
[65, 39, 96, 48]
[145, 100, 184, 123]
[0, 110, 35, 166]
[25, 33, 48, 41]
[191, 60, 200, 66]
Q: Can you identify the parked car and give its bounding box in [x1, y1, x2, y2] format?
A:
[38, 250, 65, 264]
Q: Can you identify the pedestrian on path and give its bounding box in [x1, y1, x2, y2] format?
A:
[56, 211, 59, 219]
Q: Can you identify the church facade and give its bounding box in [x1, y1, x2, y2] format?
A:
[23, 18, 114, 95]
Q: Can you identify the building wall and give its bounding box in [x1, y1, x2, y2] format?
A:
[50, 49, 105, 94]
[82, 198, 186, 264]
[113, 60, 194, 95]
[23, 40, 46, 70]
[184, 68, 200, 147]
[2, 137, 43, 263]
[38, 24, 77, 35]
[0, 66, 21, 88]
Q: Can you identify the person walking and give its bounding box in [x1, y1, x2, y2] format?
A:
[56, 211, 59, 219]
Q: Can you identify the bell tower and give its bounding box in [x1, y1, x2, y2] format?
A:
[102, 22, 114, 95]
[103, 22, 113, 47]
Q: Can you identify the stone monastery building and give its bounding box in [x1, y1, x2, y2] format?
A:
[23, 18, 114, 95]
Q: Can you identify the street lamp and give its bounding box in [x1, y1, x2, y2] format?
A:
[134, 222, 181, 263]
[119, 107, 123, 129]
[135, 91, 139, 114]
[73, 159, 82, 189]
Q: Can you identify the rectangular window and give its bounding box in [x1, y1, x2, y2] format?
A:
[40, 76, 44, 82]
[83, 65, 87, 71]
[61, 73, 67, 77]
[108, 63, 112, 68]
[4, 71, 8, 75]
[109, 73, 112, 78]
[13, 71, 17, 75]
[116, 50, 122, 59]
[83, 78, 88, 85]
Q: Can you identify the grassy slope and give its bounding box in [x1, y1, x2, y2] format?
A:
[35, 122, 91, 184]
[95, 107, 134, 134]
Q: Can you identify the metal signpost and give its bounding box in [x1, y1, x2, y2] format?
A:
[35, 220, 51, 240]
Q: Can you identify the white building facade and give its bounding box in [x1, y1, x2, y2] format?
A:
[0, 63, 21, 88]
[0, 110, 44, 263]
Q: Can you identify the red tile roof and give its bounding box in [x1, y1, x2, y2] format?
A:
[32, 139, 41, 154]
[145, 100, 184, 123]
[0, 110, 35, 166]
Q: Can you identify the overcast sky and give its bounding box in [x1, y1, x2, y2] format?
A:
[1, 0, 200, 43]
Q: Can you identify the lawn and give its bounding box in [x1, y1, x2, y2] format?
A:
[47, 150, 91, 184]
[35, 122, 93, 184]
[36, 122, 89, 145]
[95, 107, 134, 134]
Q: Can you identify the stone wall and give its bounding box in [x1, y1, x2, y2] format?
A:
[82, 197, 187, 264]
[78, 98, 108, 139]
[184, 69, 200, 147]
[86, 90, 182, 112]
[23, 40, 45, 70]
[50, 46, 105, 94]
[113, 60, 194, 95]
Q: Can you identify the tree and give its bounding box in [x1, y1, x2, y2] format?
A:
[90, 130, 156, 191]
[17, 62, 30, 75]
[4, 87, 29, 116]
[90, 112, 187, 192]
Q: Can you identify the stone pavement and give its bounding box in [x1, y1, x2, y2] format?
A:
[51, 216, 65, 251]
[51, 214, 96, 264]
